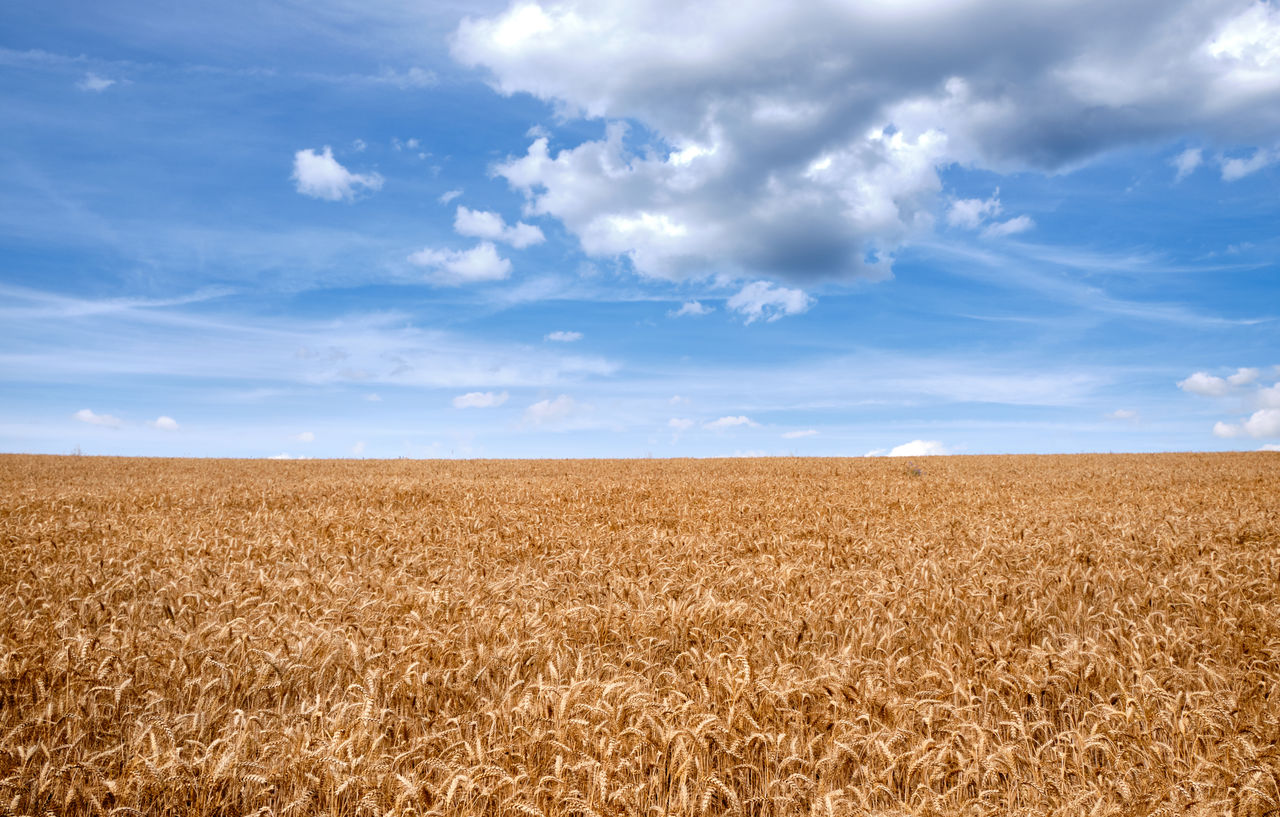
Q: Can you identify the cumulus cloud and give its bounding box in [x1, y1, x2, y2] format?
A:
[408, 242, 512, 284]
[1214, 408, 1280, 438]
[886, 440, 950, 457]
[669, 300, 713, 318]
[455, 1, 1280, 283]
[1172, 147, 1203, 181]
[1221, 148, 1277, 180]
[73, 408, 122, 428]
[1258, 382, 1280, 408]
[1260, 443, 1280, 451]
[77, 72, 115, 92]
[981, 215, 1036, 239]
[668, 417, 695, 431]
[704, 415, 757, 430]
[1178, 371, 1231, 396]
[453, 390, 509, 408]
[545, 331, 582, 342]
[454, 206, 545, 248]
[1108, 409, 1139, 421]
[149, 416, 180, 431]
[726, 281, 814, 323]
[292, 146, 384, 201]
[523, 394, 586, 427]
[782, 429, 818, 438]
[1228, 367, 1261, 386]
[947, 192, 1002, 229]
[439, 189, 463, 204]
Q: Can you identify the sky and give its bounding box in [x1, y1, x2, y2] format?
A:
[1, 0, 1278, 459]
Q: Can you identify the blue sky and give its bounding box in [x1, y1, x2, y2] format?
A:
[2, 0, 1278, 458]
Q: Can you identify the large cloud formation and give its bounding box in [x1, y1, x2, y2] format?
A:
[453, 1, 1280, 282]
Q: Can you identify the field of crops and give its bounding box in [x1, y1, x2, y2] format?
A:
[1, 453, 1278, 816]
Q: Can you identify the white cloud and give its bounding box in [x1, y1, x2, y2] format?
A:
[704, 415, 757, 430]
[669, 395, 688, 405]
[453, 390, 509, 408]
[726, 281, 814, 323]
[1178, 371, 1230, 396]
[1221, 148, 1276, 181]
[292, 431, 315, 442]
[1260, 443, 1280, 451]
[267, 452, 308, 460]
[668, 417, 695, 431]
[545, 330, 583, 342]
[1257, 383, 1280, 408]
[439, 189, 463, 204]
[454, 206, 545, 248]
[947, 191, 1001, 228]
[149, 415, 180, 431]
[292, 146, 384, 201]
[1108, 409, 1139, 421]
[981, 215, 1036, 239]
[782, 429, 818, 438]
[1228, 366, 1261, 386]
[77, 72, 115, 92]
[407, 242, 512, 284]
[669, 300, 713, 318]
[455, 1, 1280, 284]
[887, 439, 949, 457]
[523, 394, 586, 427]
[351, 441, 366, 455]
[73, 408, 122, 428]
[365, 392, 382, 402]
[1172, 147, 1203, 181]
[352, 138, 367, 152]
[1214, 408, 1280, 438]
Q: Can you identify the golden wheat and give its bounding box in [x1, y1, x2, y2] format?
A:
[0, 453, 1278, 816]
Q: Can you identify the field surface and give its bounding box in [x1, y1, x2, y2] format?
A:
[2, 453, 1279, 816]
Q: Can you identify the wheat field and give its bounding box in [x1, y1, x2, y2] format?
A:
[1, 453, 1278, 816]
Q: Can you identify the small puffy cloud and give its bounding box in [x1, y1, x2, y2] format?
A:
[1260, 443, 1280, 452]
[669, 300, 713, 318]
[1221, 148, 1276, 181]
[726, 281, 814, 324]
[74, 408, 122, 428]
[267, 453, 307, 460]
[408, 242, 512, 284]
[365, 393, 382, 402]
[352, 138, 367, 152]
[782, 429, 818, 439]
[946, 191, 1001, 228]
[669, 395, 688, 405]
[439, 189, 463, 204]
[454, 206, 545, 248]
[1172, 147, 1202, 181]
[544, 331, 582, 342]
[1108, 409, 1139, 421]
[453, 390, 509, 408]
[887, 439, 949, 457]
[351, 441, 366, 455]
[705, 415, 757, 430]
[524, 394, 584, 427]
[292, 146, 384, 201]
[149, 416, 180, 431]
[292, 431, 316, 442]
[1178, 371, 1230, 396]
[1228, 367, 1261, 386]
[1258, 383, 1280, 408]
[981, 215, 1036, 239]
[668, 417, 695, 431]
[1214, 409, 1280, 439]
[77, 72, 115, 92]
